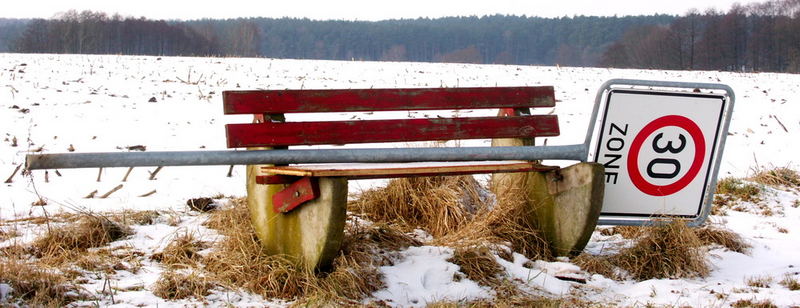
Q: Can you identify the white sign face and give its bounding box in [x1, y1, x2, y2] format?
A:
[593, 90, 726, 219]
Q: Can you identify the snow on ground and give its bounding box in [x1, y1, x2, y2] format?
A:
[1, 54, 799, 307]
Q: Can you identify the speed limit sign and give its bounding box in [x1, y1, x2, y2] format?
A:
[590, 80, 734, 226]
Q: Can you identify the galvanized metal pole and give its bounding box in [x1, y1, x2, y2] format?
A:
[25, 144, 587, 170]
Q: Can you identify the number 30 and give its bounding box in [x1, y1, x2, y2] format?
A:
[647, 133, 686, 179]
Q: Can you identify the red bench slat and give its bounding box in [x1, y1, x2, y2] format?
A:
[226, 115, 559, 148]
[223, 86, 555, 114]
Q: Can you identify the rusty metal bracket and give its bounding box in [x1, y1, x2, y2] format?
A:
[257, 174, 301, 185]
[272, 177, 320, 213]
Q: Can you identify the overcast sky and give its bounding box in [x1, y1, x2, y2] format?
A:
[1, 0, 764, 21]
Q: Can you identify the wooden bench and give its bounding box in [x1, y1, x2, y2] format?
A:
[223, 87, 603, 269]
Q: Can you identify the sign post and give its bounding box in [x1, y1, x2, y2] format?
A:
[587, 79, 735, 226]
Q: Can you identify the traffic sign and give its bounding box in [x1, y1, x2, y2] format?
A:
[588, 80, 734, 226]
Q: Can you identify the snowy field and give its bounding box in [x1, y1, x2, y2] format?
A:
[1, 54, 799, 307]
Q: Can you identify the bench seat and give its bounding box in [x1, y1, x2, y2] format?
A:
[258, 160, 557, 180]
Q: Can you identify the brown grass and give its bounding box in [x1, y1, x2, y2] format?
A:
[576, 221, 709, 280]
[598, 226, 644, 239]
[0, 209, 161, 306]
[0, 245, 90, 306]
[202, 199, 390, 305]
[695, 226, 750, 253]
[0, 226, 20, 241]
[29, 214, 132, 261]
[571, 252, 620, 280]
[746, 275, 773, 288]
[152, 270, 216, 300]
[623, 222, 709, 279]
[426, 281, 567, 307]
[340, 219, 422, 263]
[1, 211, 151, 306]
[349, 175, 488, 237]
[426, 299, 562, 308]
[115, 209, 161, 225]
[300, 220, 418, 303]
[447, 246, 504, 287]
[150, 231, 208, 268]
[0, 212, 78, 225]
[731, 298, 778, 308]
[750, 166, 800, 188]
[349, 171, 551, 262]
[716, 177, 763, 200]
[434, 175, 551, 261]
[202, 200, 311, 299]
[73, 246, 144, 275]
[779, 274, 800, 291]
[714, 177, 763, 215]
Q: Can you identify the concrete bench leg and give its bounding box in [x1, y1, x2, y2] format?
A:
[492, 162, 604, 257]
[530, 162, 604, 256]
[246, 164, 347, 270]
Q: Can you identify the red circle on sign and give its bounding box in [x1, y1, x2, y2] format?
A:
[627, 115, 705, 196]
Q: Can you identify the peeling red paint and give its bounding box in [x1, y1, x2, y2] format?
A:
[223, 86, 555, 114]
[226, 115, 558, 148]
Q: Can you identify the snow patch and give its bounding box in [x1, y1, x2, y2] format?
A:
[373, 246, 491, 307]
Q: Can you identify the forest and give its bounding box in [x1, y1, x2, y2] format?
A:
[601, 0, 800, 72]
[1, 0, 798, 72]
[1, 13, 673, 66]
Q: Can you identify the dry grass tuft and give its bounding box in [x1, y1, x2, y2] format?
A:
[612, 221, 710, 279]
[349, 175, 488, 237]
[572, 253, 619, 280]
[0, 245, 90, 306]
[151, 231, 207, 268]
[731, 298, 778, 308]
[30, 214, 132, 260]
[695, 226, 750, 253]
[0, 226, 20, 241]
[598, 226, 644, 239]
[350, 172, 551, 262]
[203, 199, 387, 304]
[435, 175, 551, 261]
[576, 221, 709, 280]
[310, 256, 384, 304]
[115, 209, 160, 225]
[152, 270, 216, 300]
[203, 197, 250, 230]
[297, 221, 413, 304]
[74, 248, 133, 274]
[750, 166, 800, 188]
[779, 274, 800, 291]
[1, 213, 77, 225]
[340, 220, 421, 264]
[428, 280, 566, 307]
[746, 275, 773, 288]
[716, 177, 763, 200]
[202, 200, 311, 299]
[447, 246, 504, 287]
[714, 177, 763, 215]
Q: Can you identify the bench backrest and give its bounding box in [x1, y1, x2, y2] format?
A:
[223, 87, 558, 148]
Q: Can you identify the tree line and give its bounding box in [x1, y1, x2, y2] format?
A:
[2, 0, 799, 73]
[4, 11, 673, 66]
[602, 0, 800, 72]
[12, 11, 216, 56]
[0, 18, 28, 52]
[185, 15, 673, 66]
